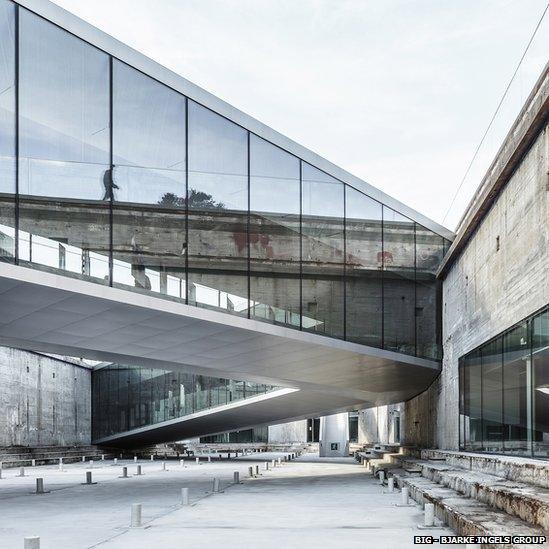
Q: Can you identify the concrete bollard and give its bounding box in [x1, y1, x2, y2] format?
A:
[18, 467, 25, 477]
[195, 457, 200, 465]
[180, 459, 185, 468]
[0, 468, 2, 479]
[35, 478, 44, 494]
[181, 487, 189, 505]
[119, 453, 123, 459]
[162, 461, 166, 471]
[135, 465, 142, 476]
[401, 486, 409, 505]
[150, 455, 154, 461]
[233, 471, 240, 484]
[134, 456, 138, 463]
[130, 503, 142, 528]
[265, 461, 269, 471]
[82, 456, 85, 462]
[120, 466, 128, 478]
[248, 466, 254, 478]
[255, 465, 260, 476]
[84, 471, 95, 485]
[212, 477, 220, 492]
[379, 470, 385, 485]
[101, 454, 105, 461]
[277, 457, 282, 466]
[388, 477, 394, 493]
[24, 537, 40, 549]
[90, 460, 94, 469]
[58, 457, 63, 471]
[31, 459, 36, 467]
[208, 456, 211, 463]
[272, 459, 276, 468]
[424, 503, 435, 527]
[114, 458, 118, 465]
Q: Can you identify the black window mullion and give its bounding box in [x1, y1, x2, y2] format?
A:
[14, 3, 19, 265]
[185, 96, 189, 304]
[246, 131, 250, 318]
[299, 160, 303, 331]
[343, 184, 347, 341]
[108, 56, 113, 286]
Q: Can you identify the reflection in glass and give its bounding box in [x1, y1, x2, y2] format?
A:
[383, 207, 415, 355]
[503, 322, 530, 453]
[18, 10, 110, 282]
[112, 61, 186, 298]
[463, 350, 482, 450]
[481, 339, 503, 452]
[92, 364, 276, 440]
[533, 310, 549, 457]
[460, 307, 549, 457]
[416, 227, 444, 359]
[345, 187, 382, 346]
[301, 163, 344, 338]
[187, 101, 248, 314]
[249, 135, 300, 328]
[0, 0, 15, 262]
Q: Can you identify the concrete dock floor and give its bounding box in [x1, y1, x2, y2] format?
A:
[0, 453, 461, 548]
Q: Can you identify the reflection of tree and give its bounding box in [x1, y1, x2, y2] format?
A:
[157, 190, 225, 209]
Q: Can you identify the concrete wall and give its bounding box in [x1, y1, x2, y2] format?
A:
[358, 403, 404, 445]
[0, 347, 91, 447]
[407, 122, 549, 450]
[268, 420, 308, 443]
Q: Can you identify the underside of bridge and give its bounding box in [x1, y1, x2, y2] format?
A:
[0, 262, 440, 445]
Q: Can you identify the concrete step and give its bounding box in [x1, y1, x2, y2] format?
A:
[396, 475, 548, 549]
[418, 461, 549, 530]
[422, 449, 549, 489]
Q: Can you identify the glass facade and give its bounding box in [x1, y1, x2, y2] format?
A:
[92, 364, 276, 440]
[460, 306, 549, 457]
[0, 1, 450, 359]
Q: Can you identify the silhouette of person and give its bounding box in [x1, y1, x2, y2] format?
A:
[102, 167, 119, 201]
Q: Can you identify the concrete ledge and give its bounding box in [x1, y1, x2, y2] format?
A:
[422, 450, 549, 489]
[419, 460, 549, 530]
[395, 475, 548, 549]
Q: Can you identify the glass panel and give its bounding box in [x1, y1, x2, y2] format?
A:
[91, 364, 277, 440]
[301, 163, 344, 338]
[249, 135, 300, 328]
[112, 61, 186, 298]
[18, 10, 110, 282]
[463, 350, 482, 450]
[533, 309, 549, 457]
[187, 100, 248, 315]
[503, 321, 531, 454]
[416, 226, 444, 359]
[481, 339, 503, 452]
[0, 0, 15, 262]
[345, 187, 382, 347]
[383, 207, 415, 355]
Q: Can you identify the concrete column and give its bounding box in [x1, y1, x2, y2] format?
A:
[24, 537, 40, 549]
[130, 503, 142, 528]
[424, 503, 435, 527]
[319, 413, 349, 457]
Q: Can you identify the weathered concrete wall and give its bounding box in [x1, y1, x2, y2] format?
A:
[0, 347, 91, 447]
[358, 403, 404, 445]
[407, 123, 549, 450]
[268, 420, 308, 443]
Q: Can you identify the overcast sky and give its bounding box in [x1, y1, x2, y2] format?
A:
[52, 0, 549, 231]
